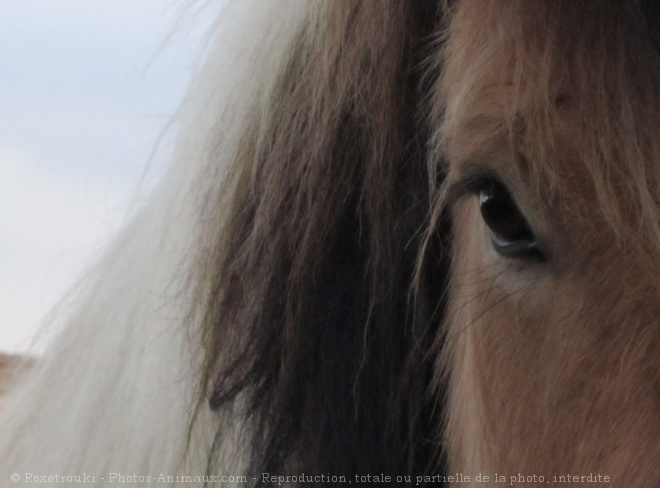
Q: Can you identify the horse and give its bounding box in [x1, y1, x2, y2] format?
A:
[1, 1, 658, 486]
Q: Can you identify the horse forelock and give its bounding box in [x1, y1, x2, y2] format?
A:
[195, 0, 450, 483]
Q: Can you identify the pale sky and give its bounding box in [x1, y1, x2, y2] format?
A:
[0, 1, 220, 353]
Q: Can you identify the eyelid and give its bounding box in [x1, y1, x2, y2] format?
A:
[445, 168, 503, 207]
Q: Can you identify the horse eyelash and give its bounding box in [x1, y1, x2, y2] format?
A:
[445, 170, 503, 206]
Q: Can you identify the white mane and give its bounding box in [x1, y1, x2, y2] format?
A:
[0, 1, 307, 483]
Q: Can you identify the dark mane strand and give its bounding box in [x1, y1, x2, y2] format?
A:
[202, 2, 449, 484]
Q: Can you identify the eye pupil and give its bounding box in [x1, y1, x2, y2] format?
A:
[479, 182, 534, 242]
[477, 180, 544, 261]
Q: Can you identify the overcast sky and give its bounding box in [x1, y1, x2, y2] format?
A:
[0, 1, 221, 353]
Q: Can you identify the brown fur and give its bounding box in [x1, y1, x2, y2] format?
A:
[437, 1, 660, 486]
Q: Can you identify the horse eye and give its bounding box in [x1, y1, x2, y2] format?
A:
[477, 179, 545, 261]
